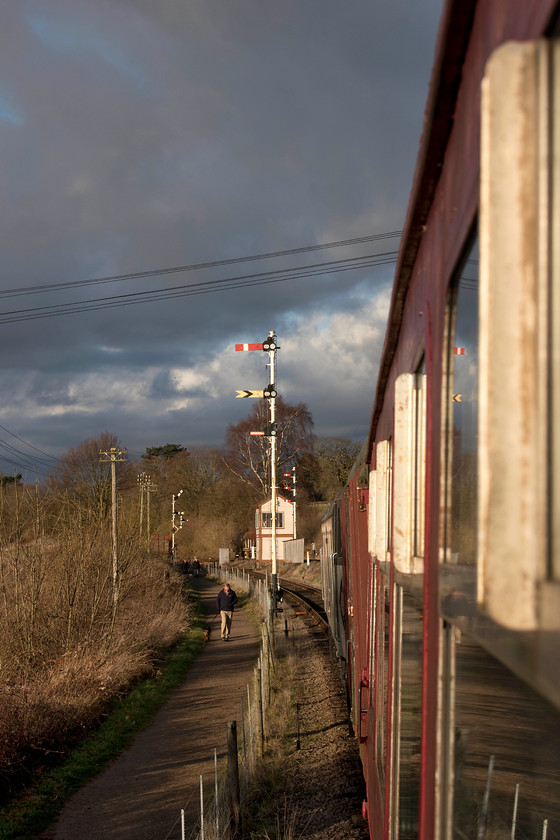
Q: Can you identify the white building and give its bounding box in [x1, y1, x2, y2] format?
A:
[254, 496, 295, 562]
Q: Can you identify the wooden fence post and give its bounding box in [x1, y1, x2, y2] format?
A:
[227, 721, 241, 840]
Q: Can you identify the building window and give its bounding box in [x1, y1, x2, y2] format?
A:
[262, 512, 284, 529]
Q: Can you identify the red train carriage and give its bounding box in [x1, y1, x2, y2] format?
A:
[321, 1, 560, 838]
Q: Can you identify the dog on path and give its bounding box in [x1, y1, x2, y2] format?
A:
[203, 625, 211, 642]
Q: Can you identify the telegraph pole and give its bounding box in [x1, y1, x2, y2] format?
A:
[137, 472, 148, 536]
[138, 473, 157, 551]
[99, 446, 127, 610]
[146, 478, 157, 552]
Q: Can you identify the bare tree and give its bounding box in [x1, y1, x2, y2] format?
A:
[297, 437, 362, 502]
[51, 432, 124, 523]
[223, 397, 314, 495]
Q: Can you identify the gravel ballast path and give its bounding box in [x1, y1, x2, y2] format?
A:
[42, 577, 260, 840]
[278, 609, 370, 840]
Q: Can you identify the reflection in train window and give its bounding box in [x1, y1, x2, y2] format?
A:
[453, 631, 560, 837]
[447, 239, 479, 570]
[368, 560, 377, 713]
[376, 581, 389, 792]
[397, 591, 423, 838]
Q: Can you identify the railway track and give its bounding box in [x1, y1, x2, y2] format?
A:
[278, 578, 329, 631]
[233, 566, 329, 632]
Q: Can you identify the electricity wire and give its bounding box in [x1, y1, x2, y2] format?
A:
[0, 250, 398, 325]
[0, 231, 402, 300]
[0, 423, 60, 477]
[0, 422, 59, 462]
[0, 230, 402, 468]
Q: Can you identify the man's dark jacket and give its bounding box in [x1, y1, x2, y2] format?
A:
[217, 588, 238, 611]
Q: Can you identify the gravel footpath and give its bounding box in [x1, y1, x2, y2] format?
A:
[40, 571, 369, 840]
[41, 577, 261, 840]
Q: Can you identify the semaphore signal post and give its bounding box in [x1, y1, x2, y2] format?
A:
[235, 330, 279, 611]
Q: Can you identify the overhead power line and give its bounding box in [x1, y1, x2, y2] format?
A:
[0, 230, 402, 301]
[0, 250, 399, 325]
[0, 455, 51, 479]
[0, 422, 60, 478]
[0, 422, 59, 462]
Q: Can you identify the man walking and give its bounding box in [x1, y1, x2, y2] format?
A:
[217, 582, 238, 641]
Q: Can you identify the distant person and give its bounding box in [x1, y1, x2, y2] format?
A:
[217, 582, 238, 641]
[193, 558, 201, 576]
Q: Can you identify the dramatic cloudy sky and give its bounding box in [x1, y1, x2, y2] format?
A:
[1, 0, 443, 477]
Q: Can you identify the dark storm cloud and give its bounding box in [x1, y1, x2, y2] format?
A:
[0, 0, 443, 471]
[148, 370, 207, 401]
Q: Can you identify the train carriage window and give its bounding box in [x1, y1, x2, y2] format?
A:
[389, 583, 403, 837]
[397, 592, 424, 838]
[437, 622, 455, 839]
[449, 240, 479, 569]
[368, 559, 378, 712]
[413, 363, 427, 559]
[442, 238, 479, 612]
[378, 582, 390, 791]
[388, 584, 424, 837]
[452, 631, 560, 837]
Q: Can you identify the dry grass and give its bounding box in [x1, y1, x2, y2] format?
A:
[0, 520, 192, 798]
[239, 645, 301, 839]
